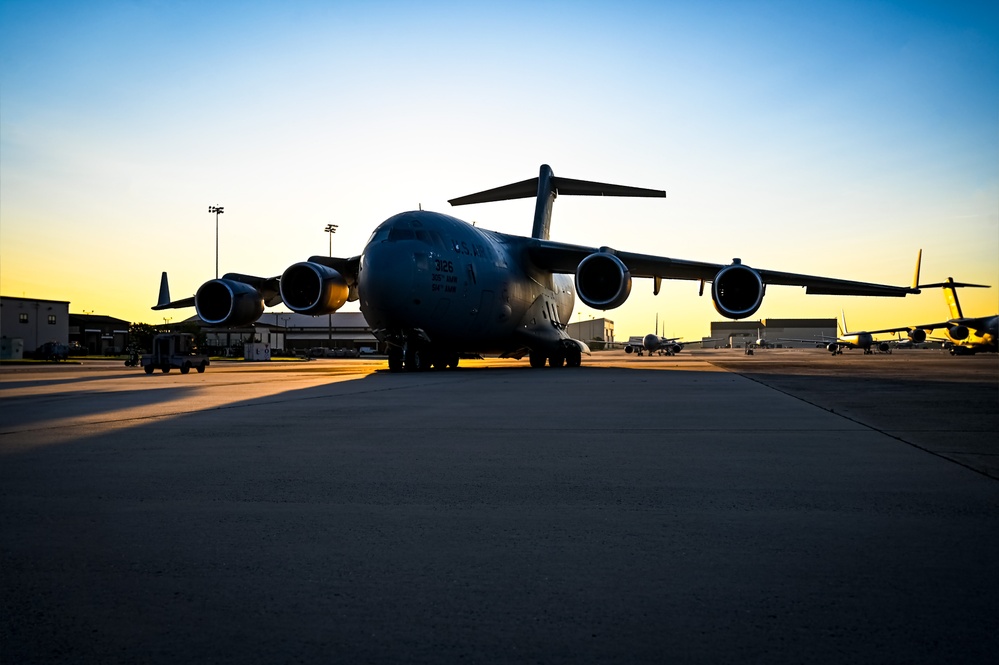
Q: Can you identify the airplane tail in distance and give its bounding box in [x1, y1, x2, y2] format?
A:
[917, 277, 991, 320]
[157, 272, 171, 308]
[944, 281, 964, 320]
[912, 249, 922, 290]
[840, 309, 848, 336]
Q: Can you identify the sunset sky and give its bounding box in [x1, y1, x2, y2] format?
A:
[2, 1, 996, 341]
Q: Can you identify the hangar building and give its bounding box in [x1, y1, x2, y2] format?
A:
[709, 318, 836, 348]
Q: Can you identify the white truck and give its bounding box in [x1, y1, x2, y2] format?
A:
[142, 333, 210, 374]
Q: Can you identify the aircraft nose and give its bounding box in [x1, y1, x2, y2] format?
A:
[359, 242, 412, 319]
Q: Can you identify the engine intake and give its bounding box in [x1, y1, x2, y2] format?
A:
[908, 329, 927, 344]
[280, 262, 349, 315]
[575, 251, 632, 310]
[196, 279, 265, 327]
[711, 260, 764, 319]
[948, 325, 969, 341]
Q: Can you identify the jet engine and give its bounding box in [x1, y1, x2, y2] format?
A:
[908, 329, 927, 344]
[876, 342, 891, 353]
[711, 260, 764, 319]
[826, 342, 840, 354]
[280, 262, 350, 315]
[196, 279, 265, 327]
[948, 324, 969, 341]
[575, 251, 632, 310]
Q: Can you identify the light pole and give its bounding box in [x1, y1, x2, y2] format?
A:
[324, 224, 338, 350]
[324, 223, 338, 256]
[209, 205, 224, 278]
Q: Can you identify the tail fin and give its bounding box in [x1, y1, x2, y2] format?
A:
[912, 249, 922, 290]
[157, 272, 171, 308]
[448, 164, 666, 240]
[840, 309, 848, 336]
[917, 276, 991, 320]
[943, 278, 964, 319]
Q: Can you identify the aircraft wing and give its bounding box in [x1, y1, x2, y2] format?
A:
[526, 240, 918, 297]
[152, 256, 360, 312]
[778, 336, 839, 345]
[862, 322, 951, 335]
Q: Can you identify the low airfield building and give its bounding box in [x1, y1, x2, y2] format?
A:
[566, 317, 615, 349]
[183, 310, 380, 356]
[0, 296, 70, 358]
[708, 318, 837, 348]
[69, 313, 131, 355]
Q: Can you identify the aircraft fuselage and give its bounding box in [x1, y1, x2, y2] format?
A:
[358, 211, 574, 357]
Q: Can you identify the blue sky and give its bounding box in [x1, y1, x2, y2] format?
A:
[2, 1, 997, 339]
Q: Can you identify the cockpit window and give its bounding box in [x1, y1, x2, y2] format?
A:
[367, 227, 390, 244]
[388, 227, 416, 242]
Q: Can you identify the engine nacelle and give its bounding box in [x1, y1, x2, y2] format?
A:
[877, 342, 891, 353]
[908, 329, 927, 344]
[280, 262, 349, 315]
[196, 279, 265, 327]
[826, 342, 840, 354]
[948, 325, 969, 341]
[575, 251, 632, 310]
[711, 261, 764, 319]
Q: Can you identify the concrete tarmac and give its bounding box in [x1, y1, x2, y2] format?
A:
[2, 350, 997, 663]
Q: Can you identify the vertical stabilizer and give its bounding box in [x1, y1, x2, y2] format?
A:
[532, 164, 557, 240]
[943, 278, 964, 319]
[157, 272, 171, 308]
[840, 310, 849, 336]
[912, 249, 922, 290]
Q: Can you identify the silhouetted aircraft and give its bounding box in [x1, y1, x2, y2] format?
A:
[154, 164, 920, 371]
[780, 311, 899, 354]
[866, 278, 996, 355]
[624, 314, 708, 355]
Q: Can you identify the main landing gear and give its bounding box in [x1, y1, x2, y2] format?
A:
[388, 343, 460, 372]
[529, 347, 582, 368]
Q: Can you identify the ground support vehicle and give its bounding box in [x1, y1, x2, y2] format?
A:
[141, 333, 209, 374]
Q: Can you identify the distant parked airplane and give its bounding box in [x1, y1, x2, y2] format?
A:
[780, 311, 897, 355]
[866, 278, 996, 355]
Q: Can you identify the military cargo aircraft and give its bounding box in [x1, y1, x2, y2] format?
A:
[866, 278, 996, 355]
[154, 164, 920, 371]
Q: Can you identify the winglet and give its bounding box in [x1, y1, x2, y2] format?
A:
[152, 272, 197, 311]
[157, 272, 171, 308]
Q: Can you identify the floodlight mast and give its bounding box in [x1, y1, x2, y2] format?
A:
[209, 205, 224, 278]
[324, 224, 338, 349]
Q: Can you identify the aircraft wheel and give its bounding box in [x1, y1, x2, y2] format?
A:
[405, 344, 428, 371]
[197, 363, 207, 373]
[529, 351, 546, 368]
[388, 348, 404, 372]
[565, 347, 582, 367]
[548, 352, 565, 368]
[161, 366, 170, 374]
[144, 365, 154, 374]
[180, 363, 191, 374]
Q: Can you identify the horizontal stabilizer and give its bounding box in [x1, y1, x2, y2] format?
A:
[448, 175, 666, 207]
[917, 281, 991, 289]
